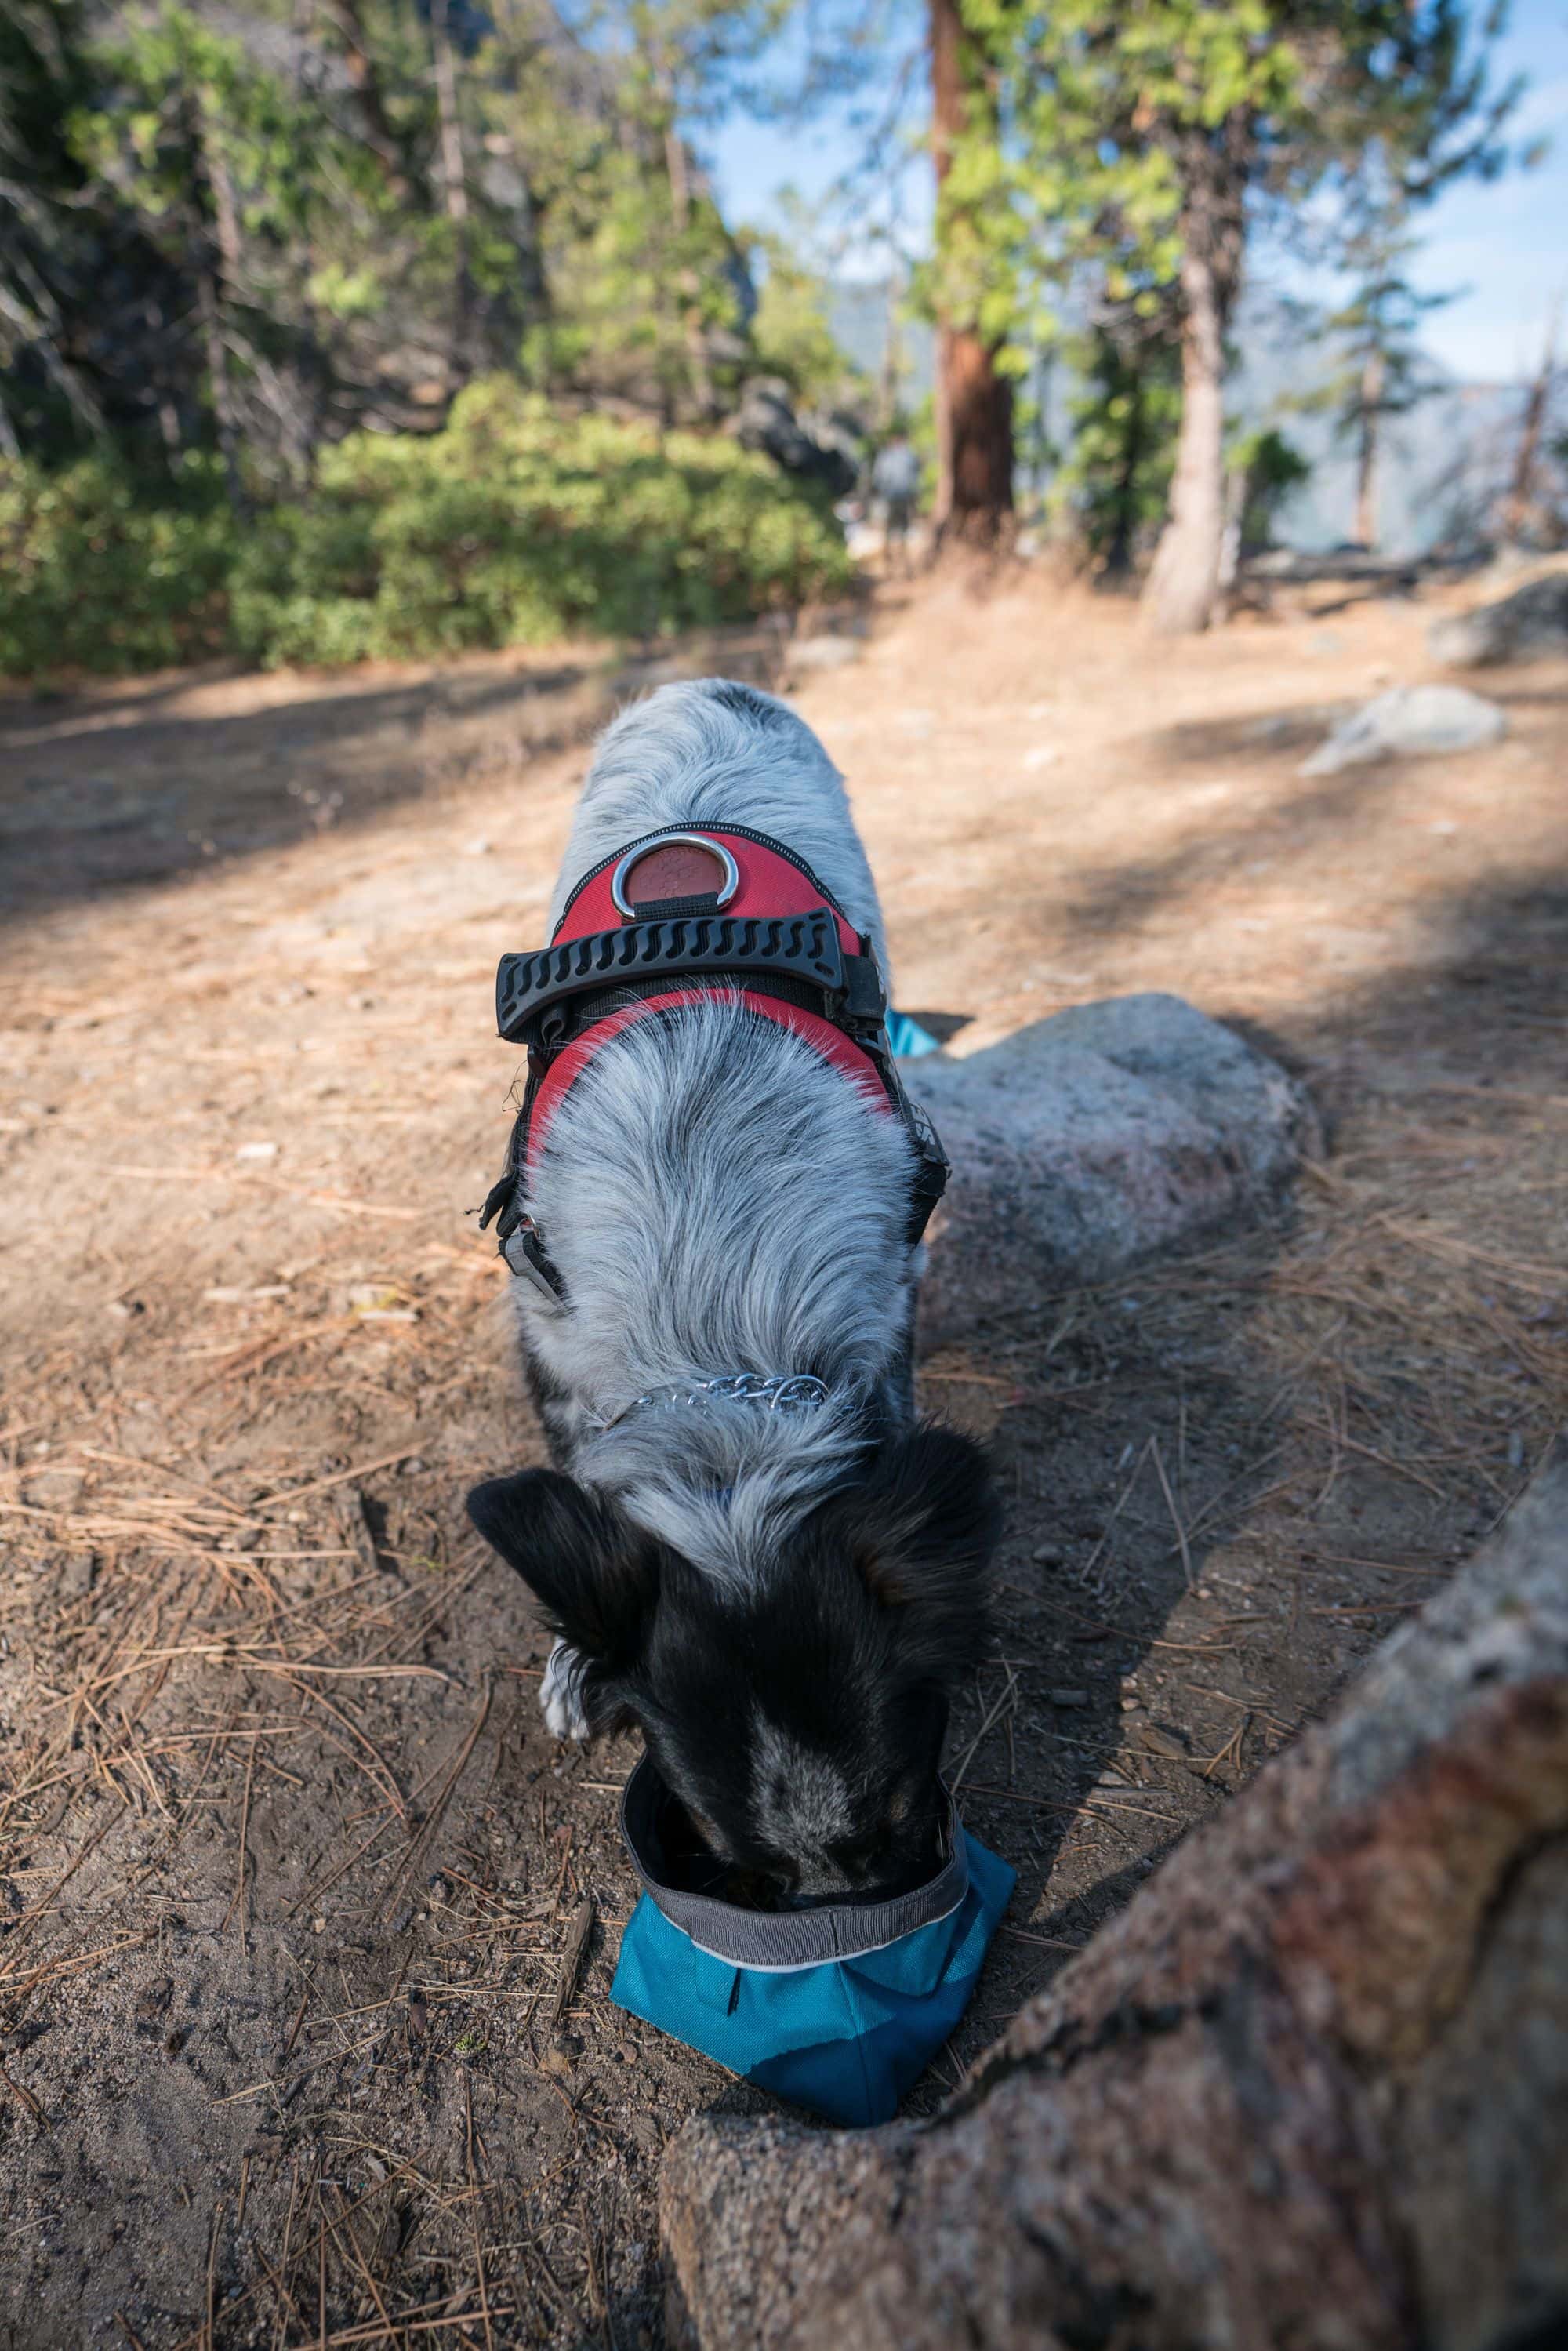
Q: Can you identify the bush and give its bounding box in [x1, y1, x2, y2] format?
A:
[0, 454, 234, 676]
[0, 384, 855, 681]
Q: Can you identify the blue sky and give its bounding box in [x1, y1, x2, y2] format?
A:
[706, 0, 1567, 385]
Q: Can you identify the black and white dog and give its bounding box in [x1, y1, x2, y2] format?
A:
[468, 679, 999, 1903]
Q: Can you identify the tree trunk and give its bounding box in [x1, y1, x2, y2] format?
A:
[663, 116, 717, 422]
[877, 274, 905, 435]
[318, 0, 408, 196]
[930, 0, 1012, 547]
[189, 94, 245, 514]
[1104, 356, 1145, 579]
[1355, 344, 1385, 549]
[430, 0, 477, 383]
[660, 1445, 1568, 2351]
[195, 264, 243, 515]
[1142, 127, 1247, 633]
[1501, 301, 1560, 544]
[1142, 245, 1228, 630]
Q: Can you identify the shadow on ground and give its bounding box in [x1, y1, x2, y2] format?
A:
[0, 630, 786, 929]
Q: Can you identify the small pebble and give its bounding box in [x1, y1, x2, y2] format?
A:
[312, 1917, 326, 1935]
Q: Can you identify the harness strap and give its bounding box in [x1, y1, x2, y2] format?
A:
[529, 988, 891, 1160]
[479, 826, 949, 1298]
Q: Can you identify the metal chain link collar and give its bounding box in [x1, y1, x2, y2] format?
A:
[590, 1372, 830, 1431]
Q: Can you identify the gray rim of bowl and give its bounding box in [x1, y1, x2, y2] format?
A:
[618, 1756, 971, 1969]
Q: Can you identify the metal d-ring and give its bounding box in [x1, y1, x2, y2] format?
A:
[611, 831, 741, 919]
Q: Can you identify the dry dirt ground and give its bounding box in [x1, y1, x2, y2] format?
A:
[2, 570, 1566, 2350]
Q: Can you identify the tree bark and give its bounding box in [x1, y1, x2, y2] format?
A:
[662, 114, 717, 422]
[1104, 355, 1146, 579]
[930, 0, 1012, 547]
[318, 0, 409, 197]
[430, 0, 478, 383]
[1142, 126, 1247, 633]
[1355, 343, 1385, 549]
[1501, 302, 1560, 545]
[660, 1444, 1568, 2351]
[188, 93, 245, 514]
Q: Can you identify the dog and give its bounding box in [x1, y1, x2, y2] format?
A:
[467, 679, 1000, 1903]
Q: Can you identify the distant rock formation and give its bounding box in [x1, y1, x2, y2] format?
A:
[1428, 566, 1568, 667]
[732, 377, 860, 499]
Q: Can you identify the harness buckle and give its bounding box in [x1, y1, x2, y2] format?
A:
[503, 1213, 565, 1304]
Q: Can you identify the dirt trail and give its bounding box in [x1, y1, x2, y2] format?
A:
[2, 573, 1565, 2349]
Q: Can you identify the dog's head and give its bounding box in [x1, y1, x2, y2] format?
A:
[468, 1424, 998, 1902]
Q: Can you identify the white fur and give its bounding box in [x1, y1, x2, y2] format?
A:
[518, 681, 916, 1731]
[751, 1716, 855, 1862]
[541, 1638, 590, 1741]
[550, 681, 891, 978]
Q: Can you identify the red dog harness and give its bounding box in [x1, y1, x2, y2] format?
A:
[479, 823, 948, 1300]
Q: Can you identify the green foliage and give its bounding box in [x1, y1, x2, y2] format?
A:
[956, 0, 1511, 376]
[0, 452, 233, 673]
[0, 384, 852, 680]
[3, 0, 855, 481]
[0, 0, 131, 449]
[1058, 326, 1182, 572]
[230, 384, 852, 662]
[1317, 236, 1452, 439]
[1229, 425, 1311, 551]
[521, 141, 750, 416]
[747, 237, 864, 409]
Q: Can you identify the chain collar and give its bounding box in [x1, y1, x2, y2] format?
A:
[590, 1372, 829, 1431]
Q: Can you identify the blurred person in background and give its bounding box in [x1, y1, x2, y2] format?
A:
[872, 433, 922, 576]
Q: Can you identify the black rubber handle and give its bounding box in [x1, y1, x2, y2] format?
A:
[495, 907, 857, 1044]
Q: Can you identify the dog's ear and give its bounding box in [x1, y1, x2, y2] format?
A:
[831, 1425, 1000, 1680]
[466, 1470, 659, 1676]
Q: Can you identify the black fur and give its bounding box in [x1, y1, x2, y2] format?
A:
[701, 680, 794, 730]
[467, 1423, 999, 1901]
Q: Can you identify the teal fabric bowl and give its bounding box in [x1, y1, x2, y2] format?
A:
[609, 1758, 1015, 2127]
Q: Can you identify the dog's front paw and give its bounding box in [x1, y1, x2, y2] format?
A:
[540, 1639, 590, 1742]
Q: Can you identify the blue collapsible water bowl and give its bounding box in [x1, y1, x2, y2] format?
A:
[609, 1757, 1014, 2127]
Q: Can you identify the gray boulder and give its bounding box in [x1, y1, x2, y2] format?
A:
[910, 994, 1317, 1335]
[732, 376, 859, 499]
[1428, 570, 1568, 668]
[1298, 683, 1506, 776]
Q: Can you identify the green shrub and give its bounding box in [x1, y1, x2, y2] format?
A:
[0, 384, 854, 681]
[0, 454, 234, 676]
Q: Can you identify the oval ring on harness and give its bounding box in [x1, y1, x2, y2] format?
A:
[611, 830, 740, 918]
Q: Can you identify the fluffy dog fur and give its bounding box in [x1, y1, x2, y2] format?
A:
[468, 679, 999, 1902]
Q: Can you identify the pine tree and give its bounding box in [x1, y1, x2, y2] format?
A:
[1316, 195, 1452, 550]
[961, 0, 1526, 630]
[929, 0, 1014, 545]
